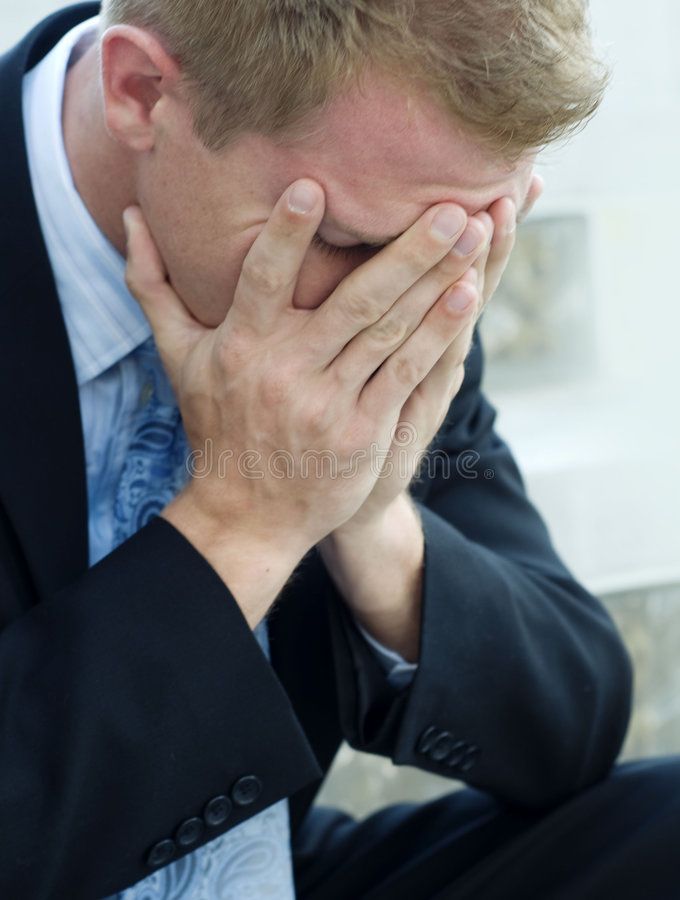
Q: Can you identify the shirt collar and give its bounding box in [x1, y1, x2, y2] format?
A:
[22, 15, 151, 387]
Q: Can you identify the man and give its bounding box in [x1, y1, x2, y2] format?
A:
[0, 1, 678, 898]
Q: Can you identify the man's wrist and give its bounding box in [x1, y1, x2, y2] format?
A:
[162, 484, 310, 629]
[328, 492, 422, 562]
[320, 492, 425, 662]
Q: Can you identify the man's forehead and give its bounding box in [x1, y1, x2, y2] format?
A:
[285, 72, 531, 243]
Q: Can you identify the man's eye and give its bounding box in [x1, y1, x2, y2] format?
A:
[310, 233, 373, 260]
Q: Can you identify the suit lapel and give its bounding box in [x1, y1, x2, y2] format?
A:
[0, 4, 99, 598]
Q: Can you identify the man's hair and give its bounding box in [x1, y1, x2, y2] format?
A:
[101, 0, 608, 161]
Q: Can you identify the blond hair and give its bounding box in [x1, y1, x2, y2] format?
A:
[101, 0, 608, 161]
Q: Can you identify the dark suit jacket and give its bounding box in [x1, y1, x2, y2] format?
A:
[0, 4, 633, 898]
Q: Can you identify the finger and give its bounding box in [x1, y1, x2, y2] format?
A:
[422, 317, 475, 403]
[360, 279, 478, 421]
[329, 218, 487, 391]
[310, 203, 469, 363]
[123, 206, 206, 378]
[398, 319, 473, 437]
[467, 211, 493, 306]
[230, 179, 325, 333]
[479, 199, 515, 308]
[480, 175, 544, 307]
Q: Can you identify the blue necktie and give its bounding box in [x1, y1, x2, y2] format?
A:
[112, 337, 189, 545]
[109, 337, 296, 900]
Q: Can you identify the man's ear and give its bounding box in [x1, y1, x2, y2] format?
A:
[101, 25, 181, 153]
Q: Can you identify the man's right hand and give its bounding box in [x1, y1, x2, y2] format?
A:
[123, 180, 487, 626]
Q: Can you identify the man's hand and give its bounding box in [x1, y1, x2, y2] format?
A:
[123, 180, 488, 627]
[331, 173, 545, 531]
[318, 176, 544, 661]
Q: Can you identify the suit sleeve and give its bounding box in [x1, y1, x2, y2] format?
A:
[0, 516, 322, 900]
[323, 325, 633, 810]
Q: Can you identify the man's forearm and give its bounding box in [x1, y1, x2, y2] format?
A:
[318, 492, 424, 663]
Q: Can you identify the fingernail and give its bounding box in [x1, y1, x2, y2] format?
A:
[288, 181, 318, 214]
[431, 206, 466, 241]
[446, 285, 475, 313]
[505, 202, 517, 235]
[452, 225, 482, 257]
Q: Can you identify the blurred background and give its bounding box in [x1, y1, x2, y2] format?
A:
[3, 1, 679, 816]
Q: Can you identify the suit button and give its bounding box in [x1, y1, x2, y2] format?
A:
[204, 795, 233, 827]
[416, 726, 440, 755]
[176, 817, 205, 848]
[460, 745, 481, 772]
[445, 741, 469, 768]
[231, 775, 263, 806]
[429, 731, 455, 762]
[146, 838, 176, 868]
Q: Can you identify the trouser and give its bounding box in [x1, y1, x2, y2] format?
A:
[291, 756, 680, 899]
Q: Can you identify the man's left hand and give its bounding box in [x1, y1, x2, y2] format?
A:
[318, 177, 543, 660]
[333, 175, 544, 531]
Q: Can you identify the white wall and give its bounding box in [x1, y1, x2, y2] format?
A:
[0, 0, 68, 50]
[3, 1, 679, 593]
[489, 0, 680, 593]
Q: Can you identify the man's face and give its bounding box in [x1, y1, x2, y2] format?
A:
[136, 73, 534, 328]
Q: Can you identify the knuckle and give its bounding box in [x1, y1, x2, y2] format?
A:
[367, 314, 408, 346]
[399, 237, 432, 278]
[402, 241, 432, 273]
[391, 356, 423, 388]
[339, 286, 375, 325]
[438, 251, 468, 278]
[243, 258, 290, 296]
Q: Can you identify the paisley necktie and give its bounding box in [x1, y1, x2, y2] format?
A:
[109, 337, 296, 900]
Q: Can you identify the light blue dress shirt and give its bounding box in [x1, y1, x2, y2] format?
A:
[22, 17, 418, 898]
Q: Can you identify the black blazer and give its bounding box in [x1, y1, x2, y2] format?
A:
[0, 5, 633, 898]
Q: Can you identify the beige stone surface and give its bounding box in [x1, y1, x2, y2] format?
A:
[606, 585, 680, 760]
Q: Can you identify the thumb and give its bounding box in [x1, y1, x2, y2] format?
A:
[123, 205, 205, 380]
